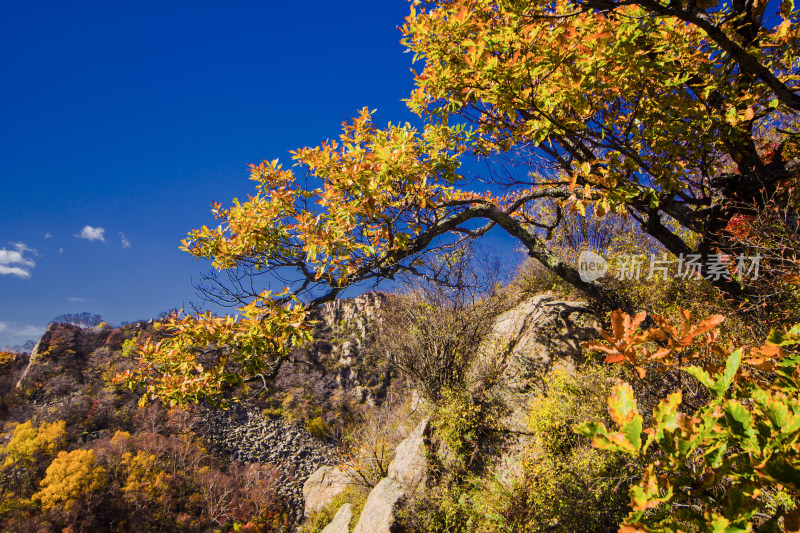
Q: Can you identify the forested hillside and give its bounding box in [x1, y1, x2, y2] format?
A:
[4, 0, 800, 531]
[0, 295, 404, 531]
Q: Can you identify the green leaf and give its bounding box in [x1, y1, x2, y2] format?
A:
[765, 398, 791, 429]
[683, 365, 716, 391]
[650, 391, 682, 451]
[723, 400, 759, 454]
[573, 420, 604, 439]
[767, 324, 800, 346]
[719, 348, 742, 395]
[652, 391, 682, 431]
[609, 381, 643, 453]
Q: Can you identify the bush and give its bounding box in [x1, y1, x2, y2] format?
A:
[578, 315, 800, 531]
[340, 397, 411, 489]
[399, 482, 477, 533]
[401, 364, 634, 533]
[297, 485, 369, 533]
[33, 449, 107, 511]
[305, 416, 331, 439]
[432, 387, 503, 474]
[261, 406, 283, 419]
[377, 290, 500, 404]
[515, 364, 634, 532]
[2, 420, 67, 492]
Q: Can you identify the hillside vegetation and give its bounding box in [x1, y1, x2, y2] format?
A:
[2, 237, 800, 532]
[5, 0, 800, 530]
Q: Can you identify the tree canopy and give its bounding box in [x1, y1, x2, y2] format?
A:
[119, 0, 800, 406]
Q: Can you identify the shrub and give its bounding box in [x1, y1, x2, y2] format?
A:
[377, 290, 499, 403]
[298, 484, 369, 533]
[577, 315, 800, 531]
[305, 416, 331, 439]
[400, 361, 635, 533]
[33, 449, 107, 511]
[431, 387, 503, 474]
[2, 419, 67, 492]
[3, 420, 67, 468]
[261, 406, 283, 419]
[340, 398, 410, 489]
[399, 482, 476, 533]
[515, 364, 634, 532]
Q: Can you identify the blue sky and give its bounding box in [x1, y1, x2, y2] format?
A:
[0, 1, 424, 346]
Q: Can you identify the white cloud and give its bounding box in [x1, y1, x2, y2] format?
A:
[75, 225, 105, 242]
[120, 232, 131, 248]
[66, 297, 87, 302]
[0, 321, 45, 346]
[10, 242, 35, 255]
[0, 242, 36, 278]
[0, 266, 31, 277]
[44, 232, 52, 239]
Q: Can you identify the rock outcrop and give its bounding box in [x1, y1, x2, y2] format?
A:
[16, 320, 151, 390]
[321, 503, 352, 533]
[485, 293, 598, 384]
[303, 466, 352, 518]
[314, 292, 388, 340]
[477, 293, 599, 431]
[352, 477, 405, 533]
[387, 417, 429, 490]
[277, 292, 396, 411]
[18, 323, 99, 389]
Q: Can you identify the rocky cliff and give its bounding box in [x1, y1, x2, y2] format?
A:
[3, 293, 397, 529]
[303, 293, 601, 532]
[2, 290, 604, 532]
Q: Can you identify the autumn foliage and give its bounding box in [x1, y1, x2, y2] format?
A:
[584, 310, 726, 376]
[95, 1, 800, 529]
[578, 315, 800, 531]
[111, 0, 800, 410]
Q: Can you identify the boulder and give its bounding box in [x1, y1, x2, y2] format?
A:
[321, 503, 352, 533]
[475, 294, 600, 486]
[488, 294, 597, 384]
[475, 294, 598, 432]
[303, 466, 352, 518]
[387, 417, 429, 490]
[352, 477, 404, 533]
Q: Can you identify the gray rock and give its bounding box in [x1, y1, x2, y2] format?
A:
[198, 404, 340, 524]
[352, 477, 405, 533]
[351, 385, 368, 404]
[321, 503, 352, 533]
[387, 418, 429, 490]
[475, 294, 598, 432]
[303, 465, 352, 518]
